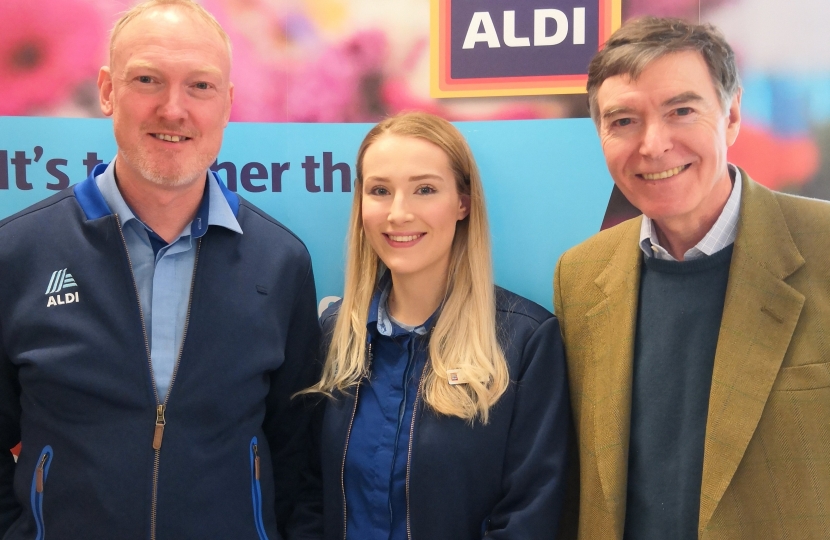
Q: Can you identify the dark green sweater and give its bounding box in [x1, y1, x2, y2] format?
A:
[623, 244, 734, 540]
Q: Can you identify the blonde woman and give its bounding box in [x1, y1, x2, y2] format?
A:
[310, 112, 570, 539]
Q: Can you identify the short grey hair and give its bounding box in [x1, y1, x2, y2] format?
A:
[586, 17, 740, 126]
[109, 0, 232, 63]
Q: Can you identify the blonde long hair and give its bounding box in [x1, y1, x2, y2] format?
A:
[309, 112, 509, 424]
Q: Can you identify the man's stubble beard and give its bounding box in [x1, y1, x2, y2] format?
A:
[119, 143, 216, 188]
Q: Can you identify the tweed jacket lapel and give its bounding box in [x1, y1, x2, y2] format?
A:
[698, 173, 806, 533]
[585, 217, 643, 535]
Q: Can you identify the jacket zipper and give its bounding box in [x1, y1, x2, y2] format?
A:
[405, 365, 425, 540]
[340, 342, 370, 540]
[250, 438, 269, 540]
[115, 215, 201, 540]
[35, 452, 49, 494]
[32, 447, 52, 540]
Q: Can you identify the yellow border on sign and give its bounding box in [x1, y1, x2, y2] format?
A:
[430, 0, 442, 98]
[430, 0, 622, 98]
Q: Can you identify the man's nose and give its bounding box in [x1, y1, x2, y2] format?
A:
[639, 121, 672, 159]
[157, 86, 187, 121]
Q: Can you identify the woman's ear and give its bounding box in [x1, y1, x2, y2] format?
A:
[458, 194, 471, 220]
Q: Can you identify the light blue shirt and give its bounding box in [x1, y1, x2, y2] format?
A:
[96, 159, 242, 401]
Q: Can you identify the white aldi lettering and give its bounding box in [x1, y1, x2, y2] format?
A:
[47, 292, 80, 307]
[462, 8, 586, 49]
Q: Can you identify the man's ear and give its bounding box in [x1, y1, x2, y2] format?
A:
[97, 67, 114, 117]
[726, 88, 742, 147]
[458, 194, 471, 221]
[223, 82, 234, 127]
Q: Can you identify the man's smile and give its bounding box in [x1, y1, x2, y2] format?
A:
[638, 164, 690, 180]
[151, 133, 191, 143]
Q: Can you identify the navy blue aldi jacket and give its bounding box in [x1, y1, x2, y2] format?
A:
[0, 168, 322, 540]
[319, 289, 570, 540]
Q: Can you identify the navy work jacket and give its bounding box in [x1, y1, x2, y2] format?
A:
[0, 168, 322, 540]
[319, 287, 571, 540]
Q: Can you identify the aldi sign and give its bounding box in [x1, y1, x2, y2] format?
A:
[431, 0, 621, 97]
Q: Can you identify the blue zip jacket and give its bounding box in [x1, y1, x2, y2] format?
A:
[319, 288, 570, 540]
[0, 169, 322, 540]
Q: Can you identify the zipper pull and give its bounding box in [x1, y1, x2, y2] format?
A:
[152, 404, 166, 450]
[253, 444, 260, 480]
[36, 453, 49, 493]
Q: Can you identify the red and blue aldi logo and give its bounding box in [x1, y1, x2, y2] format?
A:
[431, 0, 621, 97]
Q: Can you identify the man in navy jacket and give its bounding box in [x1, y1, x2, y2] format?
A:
[0, 1, 321, 539]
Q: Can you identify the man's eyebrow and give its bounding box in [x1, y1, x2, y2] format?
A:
[122, 61, 223, 78]
[663, 91, 704, 107]
[601, 106, 635, 120]
[122, 60, 158, 73]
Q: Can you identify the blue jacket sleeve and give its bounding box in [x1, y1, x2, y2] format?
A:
[486, 315, 571, 538]
[0, 322, 22, 535]
[262, 260, 323, 540]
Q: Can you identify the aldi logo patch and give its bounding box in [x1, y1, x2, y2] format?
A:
[45, 268, 80, 307]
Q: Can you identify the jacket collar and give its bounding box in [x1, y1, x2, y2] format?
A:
[586, 216, 642, 531]
[697, 170, 805, 532]
[367, 272, 437, 339]
[74, 162, 241, 223]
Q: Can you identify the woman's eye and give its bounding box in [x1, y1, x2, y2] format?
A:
[416, 186, 435, 195]
[370, 186, 389, 196]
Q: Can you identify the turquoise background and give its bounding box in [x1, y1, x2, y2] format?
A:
[0, 117, 612, 310]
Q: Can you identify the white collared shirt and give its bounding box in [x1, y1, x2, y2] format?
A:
[639, 166, 742, 261]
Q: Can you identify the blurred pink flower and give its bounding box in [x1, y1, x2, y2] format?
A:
[381, 78, 548, 122]
[285, 30, 388, 122]
[0, 0, 104, 115]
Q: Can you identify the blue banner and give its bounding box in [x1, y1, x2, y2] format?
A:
[0, 117, 612, 310]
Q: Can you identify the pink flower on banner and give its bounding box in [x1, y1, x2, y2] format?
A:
[383, 78, 553, 121]
[0, 0, 104, 115]
[285, 30, 388, 122]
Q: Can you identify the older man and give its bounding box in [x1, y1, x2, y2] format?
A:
[0, 1, 320, 539]
[555, 17, 830, 540]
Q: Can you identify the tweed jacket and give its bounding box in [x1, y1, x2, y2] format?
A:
[553, 172, 830, 540]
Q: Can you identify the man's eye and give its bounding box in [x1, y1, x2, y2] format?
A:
[613, 118, 632, 127]
[194, 82, 210, 90]
[137, 76, 153, 84]
[676, 107, 693, 116]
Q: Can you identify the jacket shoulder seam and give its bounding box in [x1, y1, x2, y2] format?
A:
[237, 199, 309, 250]
[0, 192, 76, 231]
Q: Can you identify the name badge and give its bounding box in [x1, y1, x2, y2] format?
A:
[447, 369, 467, 385]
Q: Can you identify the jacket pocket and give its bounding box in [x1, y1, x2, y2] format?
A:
[30, 446, 53, 540]
[250, 437, 269, 540]
[772, 362, 830, 391]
